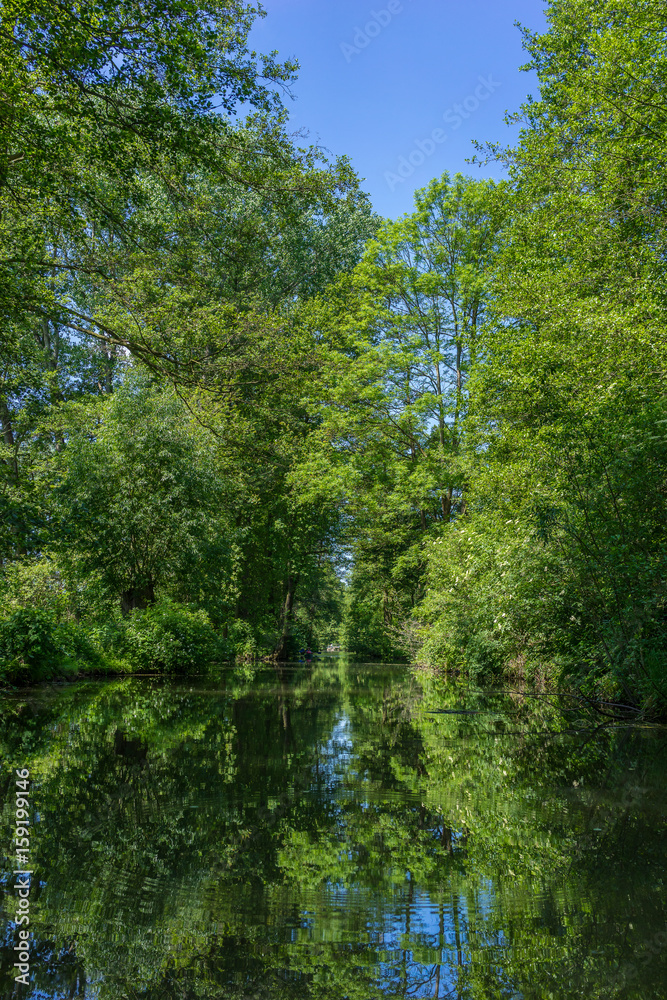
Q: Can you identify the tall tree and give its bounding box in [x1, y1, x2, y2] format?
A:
[419, 0, 667, 706]
[304, 174, 507, 657]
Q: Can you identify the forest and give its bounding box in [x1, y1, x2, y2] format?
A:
[1, 0, 666, 715]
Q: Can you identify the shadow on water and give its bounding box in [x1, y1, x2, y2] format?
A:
[0, 658, 666, 999]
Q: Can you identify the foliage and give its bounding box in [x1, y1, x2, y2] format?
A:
[0, 606, 103, 682]
[0, 556, 68, 613]
[2, 0, 667, 709]
[413, 0, 667, 709]
[49, 377, 232, 614]
[0, 0, 376, 682]
[119, 600, 228, 672]
[0, 0, 299, 345]
[304, 173, 508, 661]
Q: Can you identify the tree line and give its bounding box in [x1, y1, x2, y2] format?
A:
[1, 0, 665, 712]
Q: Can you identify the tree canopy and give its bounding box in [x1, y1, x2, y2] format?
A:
[1, 0, 666, 714]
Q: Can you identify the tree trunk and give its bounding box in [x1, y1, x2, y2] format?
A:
[274, 572, 300, 660]
[121, 582, 155, 615]
[0, 395, 18, 483]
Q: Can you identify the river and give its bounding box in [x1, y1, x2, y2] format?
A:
[1, 658, 665, 998]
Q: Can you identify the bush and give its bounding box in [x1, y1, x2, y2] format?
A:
[417, 516, 563, 682]
[121, 600, 229, 673]
[0, 607, 103, 684]
[227, 618, 259, 660]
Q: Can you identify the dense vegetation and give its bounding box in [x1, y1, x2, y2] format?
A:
[1, 0, 666, 712]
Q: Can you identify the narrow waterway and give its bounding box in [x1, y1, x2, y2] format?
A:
[1, 659, 666, 999]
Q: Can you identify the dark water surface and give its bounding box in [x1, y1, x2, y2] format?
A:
[1, 659, 666, 999]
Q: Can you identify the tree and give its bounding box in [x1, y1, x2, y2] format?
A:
[305, 174, 507, 658]
[50, 376, 230, 614]
[0, 0, 295, 326]
[0, 0, 366, 391]
[419, 0, 667, 707]
[354, 172, 507, 521]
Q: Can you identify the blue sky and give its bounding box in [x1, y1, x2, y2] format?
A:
[249, 0, 548, 219]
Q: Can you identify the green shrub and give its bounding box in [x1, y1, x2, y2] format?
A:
[121, 600, 229, 673]
[0, 607, 103, 683]
[227, 618, 261, 659]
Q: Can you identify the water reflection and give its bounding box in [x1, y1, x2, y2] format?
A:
[0, 659, 665, 999]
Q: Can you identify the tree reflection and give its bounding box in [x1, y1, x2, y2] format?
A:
[0, 663, 665, 999]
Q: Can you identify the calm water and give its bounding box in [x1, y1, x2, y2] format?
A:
[1, 659, 666, 999]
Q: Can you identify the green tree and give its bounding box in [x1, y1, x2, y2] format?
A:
[50, 377, 230, 614]
[305, 174, 507, 658]
[0, 0, 296, 331]
[428, 0, 667, 705]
